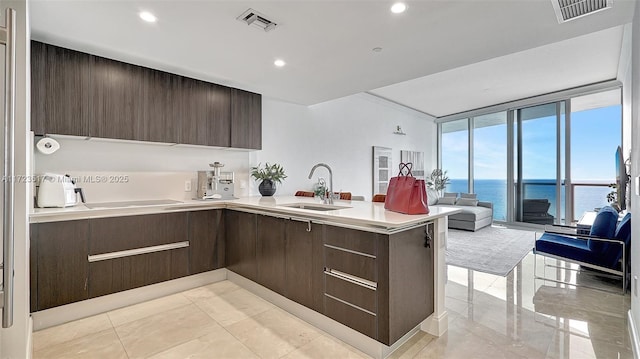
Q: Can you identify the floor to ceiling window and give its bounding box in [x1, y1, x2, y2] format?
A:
[437, 87, 622, 225]
[441, 119, 469, 194]
[473, 112, 507, 221]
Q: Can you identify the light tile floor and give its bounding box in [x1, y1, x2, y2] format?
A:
[33, 254, 632, 359]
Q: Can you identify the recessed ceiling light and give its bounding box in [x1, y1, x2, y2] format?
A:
[390, 2, 407, 13]
[372, 47, 383, 53]
[274, 59, 286, 67]
[139, 11, 157, 23]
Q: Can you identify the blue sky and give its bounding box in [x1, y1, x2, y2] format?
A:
[442, 105, 621, 181]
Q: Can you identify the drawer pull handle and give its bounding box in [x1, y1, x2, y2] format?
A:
[88, 241, 189, 262]
[324, 244, 376, 259]
[325, 269, 377, 290]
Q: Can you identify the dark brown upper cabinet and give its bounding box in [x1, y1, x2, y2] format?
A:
[31, 41, 91, 137]
[180, 77, 230, 147]
[231, 88, 262, 150]
[31, 41, 261, 149]
[136, 68, 182, 144]
[90, 56, 141, 140]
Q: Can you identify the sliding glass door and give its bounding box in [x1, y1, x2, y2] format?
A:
[516, 102, 565, 225]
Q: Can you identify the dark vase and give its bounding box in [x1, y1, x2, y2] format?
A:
[258, 179, 277, 196]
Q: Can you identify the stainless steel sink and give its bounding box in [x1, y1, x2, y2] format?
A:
[84, 199, 183, 209]
[280, 203, 351, 211]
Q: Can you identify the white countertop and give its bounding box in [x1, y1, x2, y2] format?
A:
[30, 196, 460, 230]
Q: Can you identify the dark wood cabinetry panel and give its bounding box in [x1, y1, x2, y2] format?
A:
[256, 215, 286, 295]
[89, 248, 188, 298]
[384, 224, 434, 344]
[325, 247, 376, 282]
[29, 224, 38, 312]
[324, 295, 377, 339]
[31, 41, 91, 136]
[90, 56, 142, 140]
[180, 77, 231, 147]
[188, 210, 225, 274]
[89, 213, 187, 255]
[225, 210, 258, 281]
[32, 41, 262, 148]
[136, 68, 181, 143]
[325, 225, 377, 256]
[324, 274, 376, 313]
[230, 88, 262, 149]
[285, 220, 323, 312]
[33, 220, 89, 311]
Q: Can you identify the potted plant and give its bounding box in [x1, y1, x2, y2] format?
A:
[251, 162, 287, 196]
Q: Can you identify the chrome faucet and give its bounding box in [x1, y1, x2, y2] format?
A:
[308, 163, 334, 204]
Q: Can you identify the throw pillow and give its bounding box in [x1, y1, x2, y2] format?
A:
[460, 193, 477, 199]
[436, 197, 456, 205]
[588, 206, 619, 252]
[444, 192, 458, 198]
[456, 198, 479, 206]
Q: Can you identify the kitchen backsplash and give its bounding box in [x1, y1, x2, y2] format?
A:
[33, 135, 252, 204]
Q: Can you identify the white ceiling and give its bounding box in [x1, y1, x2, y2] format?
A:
[30, 0, 635, 118]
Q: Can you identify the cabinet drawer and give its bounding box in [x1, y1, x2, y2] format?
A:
[325, 294, 376, 339]
[325, 271, 376, 313]
[325, 246, 376, 282]
[90, 213, 187, 254]
[89, 247, 189, 298]
[324, 225, 376, 256]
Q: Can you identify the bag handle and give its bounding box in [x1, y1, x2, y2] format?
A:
[397, 162, 414, 177]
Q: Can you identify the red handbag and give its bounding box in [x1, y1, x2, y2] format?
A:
[384, 163, 430, 215]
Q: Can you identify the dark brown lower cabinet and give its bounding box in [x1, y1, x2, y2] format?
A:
[225, 210, 258, 282]
[285, 219, 323, 312]
[189, 210, 225, 274]
[31, 220, 89, 311]
[256, 215, 286, 295]
[323, 223, 434, 346]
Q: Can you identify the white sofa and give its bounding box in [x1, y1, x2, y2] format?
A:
[429, 193, 493, 231]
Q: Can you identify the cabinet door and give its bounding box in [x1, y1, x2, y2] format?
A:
[136, 68, 181, 143]
[33, 220, 89, 311]
[180, 77, 230, 147]
[31, 41, 91, 136]
[256, 215, 286, 295]
[225, 210, 258, 281]
[189, 210, 225, 274]
[90, 56, 141, 140]
[379, 224, 434, 345]
[285, 220, 323, 312]
[230, 88, 262, 149]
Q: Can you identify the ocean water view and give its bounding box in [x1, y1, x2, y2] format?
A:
[445, 179, 612, 222]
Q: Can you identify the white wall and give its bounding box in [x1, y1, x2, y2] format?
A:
[256, 93, 436, 200]
[628, 0, 640, 351]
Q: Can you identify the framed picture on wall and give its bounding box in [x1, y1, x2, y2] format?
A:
[401, 150, 425, 179]
[373, 146, 392, 196]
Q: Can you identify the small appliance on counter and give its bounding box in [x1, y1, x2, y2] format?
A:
[37, 173, 86, 208]
[196, 162, 236, 200]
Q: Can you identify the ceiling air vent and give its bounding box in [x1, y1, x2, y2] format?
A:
[551, 0, 613, 23]
[237, 8, 278, 32]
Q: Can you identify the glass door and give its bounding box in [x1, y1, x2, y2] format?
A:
[516, 102, 566, 225]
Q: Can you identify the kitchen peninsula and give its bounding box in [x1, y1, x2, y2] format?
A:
[30, 196, 459, 358]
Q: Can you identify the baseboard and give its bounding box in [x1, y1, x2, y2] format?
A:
[629, 310, 640, 359]
[31, 269, 227, 331]
[227, 270, 424, 359]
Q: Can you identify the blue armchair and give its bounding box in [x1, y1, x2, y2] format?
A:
[534, 206, 631, 293]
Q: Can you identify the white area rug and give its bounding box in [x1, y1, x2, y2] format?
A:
[445, 226, 536, 276]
